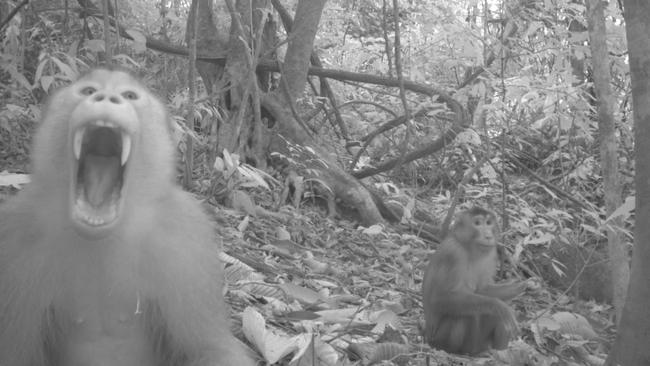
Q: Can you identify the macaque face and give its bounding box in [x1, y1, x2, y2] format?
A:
[451, 208, 499, 249]
[34, 69, 174, 238]
[470, 212, 498, 247]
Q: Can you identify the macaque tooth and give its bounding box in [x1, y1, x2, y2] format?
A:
[121, 132, 131, 166]
[73, 128, 84, 160]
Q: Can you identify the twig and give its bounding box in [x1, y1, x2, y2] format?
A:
[0, 0, 29, 31]
[389, 0, 412, 176]
[441, 156, 489, 237]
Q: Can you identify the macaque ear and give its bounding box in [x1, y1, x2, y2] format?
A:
[451, 213, 478, 244]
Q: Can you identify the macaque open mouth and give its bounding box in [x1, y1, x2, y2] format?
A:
[72, 120, 132, 227]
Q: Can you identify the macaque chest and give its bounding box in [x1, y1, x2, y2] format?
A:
[57, 280, 156, 366]
[464, 249, 497, 290]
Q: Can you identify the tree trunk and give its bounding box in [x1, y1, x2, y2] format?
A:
[263, 0, 387, 225]
[186, 0, 226, 165]
[585, 0, 628, 323]
[186, 0, 225, 95]
[606, 0, 650, 364]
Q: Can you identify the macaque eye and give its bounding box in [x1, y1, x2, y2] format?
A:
[80, 86, 96, 95]
[474, 219, 482, 226]
[122, 91, 139, 100]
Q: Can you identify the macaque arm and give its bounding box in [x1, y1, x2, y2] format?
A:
[424, 247, 466, 292]
[146, 191, 253, 365]
[477, 281, 526, 301]
[0, 201, 58, 365]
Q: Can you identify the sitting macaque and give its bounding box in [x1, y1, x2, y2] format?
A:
[422, 207, 525, 355]
[0, 67, 255, 366]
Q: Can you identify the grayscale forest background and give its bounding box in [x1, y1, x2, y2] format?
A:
[2, 0, 650, 365]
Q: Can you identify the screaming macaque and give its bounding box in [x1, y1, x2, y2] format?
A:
[0, 67, 255, 366]
[422, 207, 525, 355]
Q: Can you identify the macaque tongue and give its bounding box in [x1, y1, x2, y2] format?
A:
[83, 155, 120, 207]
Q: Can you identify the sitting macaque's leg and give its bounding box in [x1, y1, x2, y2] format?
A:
[478, 281, 526, 301]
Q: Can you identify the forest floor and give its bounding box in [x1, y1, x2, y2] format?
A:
[212, 189, 614, 366]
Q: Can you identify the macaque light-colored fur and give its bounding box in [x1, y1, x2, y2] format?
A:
[0, 68, 254, 366]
